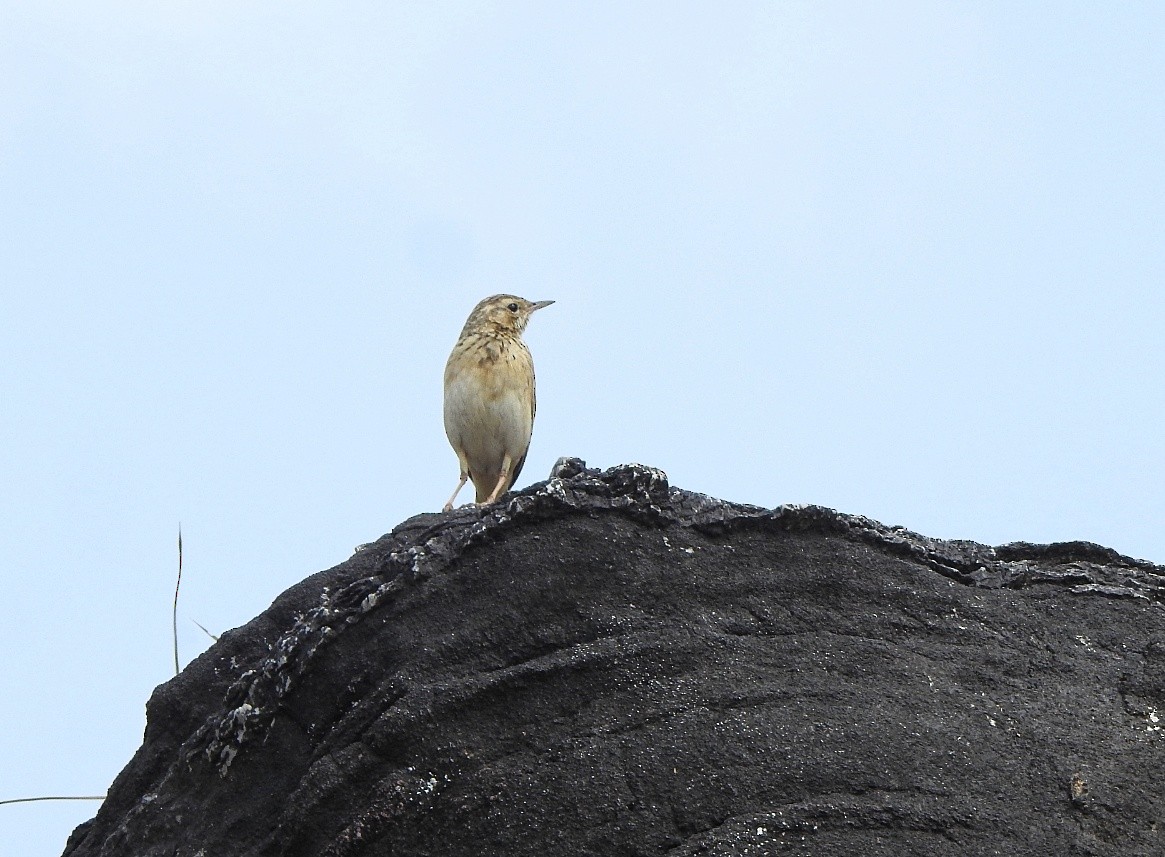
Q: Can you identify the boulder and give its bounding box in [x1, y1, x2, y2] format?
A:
[64, 460, 1165, 856]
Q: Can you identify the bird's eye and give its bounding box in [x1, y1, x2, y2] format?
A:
[507, 303, 519, 312]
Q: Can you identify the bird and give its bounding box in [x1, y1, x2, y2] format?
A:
[442, 294, 554, 512]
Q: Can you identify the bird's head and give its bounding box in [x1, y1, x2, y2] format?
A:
[462, 294, 554, 337]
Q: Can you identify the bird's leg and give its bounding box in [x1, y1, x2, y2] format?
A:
[443, 457, 471, 512]
[443, 474, 468, 511]
[483, 454, 514, 504]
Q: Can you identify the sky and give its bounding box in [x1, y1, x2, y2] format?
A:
[1, 2, 1163, 853]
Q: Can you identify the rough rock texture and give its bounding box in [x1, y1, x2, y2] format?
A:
[64, 460, 1165, 857]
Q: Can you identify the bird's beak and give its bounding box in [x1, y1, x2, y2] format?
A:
[530, 300, 555, 312]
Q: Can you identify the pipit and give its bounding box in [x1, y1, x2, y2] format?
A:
[442, 294, 554, 511]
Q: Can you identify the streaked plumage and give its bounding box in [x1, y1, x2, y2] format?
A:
[442, 294, 553, 511]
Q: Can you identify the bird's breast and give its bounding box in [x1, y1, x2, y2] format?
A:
[443, 335, 535, 453]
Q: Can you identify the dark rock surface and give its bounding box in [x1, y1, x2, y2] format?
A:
[64, 460, 1165, 856]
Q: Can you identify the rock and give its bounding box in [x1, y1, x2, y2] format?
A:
[63, 460, 1165, 856]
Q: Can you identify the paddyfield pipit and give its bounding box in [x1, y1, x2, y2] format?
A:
[442, 294, 554, 511]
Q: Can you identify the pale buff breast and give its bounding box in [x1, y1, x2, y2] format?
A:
[443, 337, 536, 493]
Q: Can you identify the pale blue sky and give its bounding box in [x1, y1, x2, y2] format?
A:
[2, 3, 1163, 853]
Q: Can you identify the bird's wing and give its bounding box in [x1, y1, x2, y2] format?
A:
[512, 355, 536, 487]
